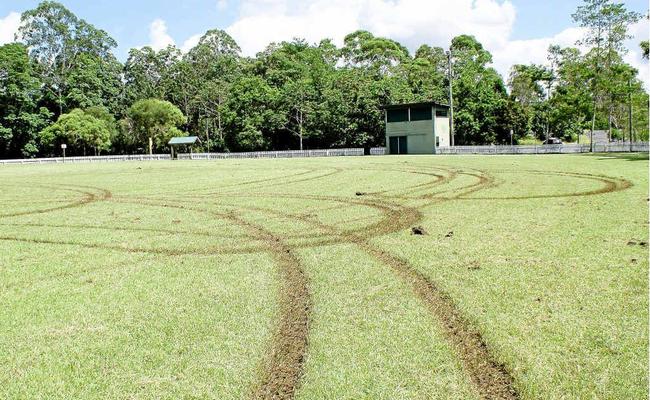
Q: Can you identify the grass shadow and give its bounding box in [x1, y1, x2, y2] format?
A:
[579, 152, 649, 162]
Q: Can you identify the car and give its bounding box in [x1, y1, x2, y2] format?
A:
[543, 137, 563, 145]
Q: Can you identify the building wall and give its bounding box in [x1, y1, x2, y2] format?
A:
[435, 114, 450, 147]
[385, 105, 451, 154]
[386, 120, 435, 154]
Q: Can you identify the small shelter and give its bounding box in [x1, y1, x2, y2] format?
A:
[380, 102, 450, 154]
[168, 136, 201, 158]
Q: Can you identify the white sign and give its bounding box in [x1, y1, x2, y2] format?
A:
[61, 144, 67, 149]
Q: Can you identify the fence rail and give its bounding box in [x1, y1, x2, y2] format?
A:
[371, 143, 649, 155]
[0, 143, 647, 164]
[0, 154, 171, 165]
[437, 143, 649, 154]
[178, 148, 364, 160]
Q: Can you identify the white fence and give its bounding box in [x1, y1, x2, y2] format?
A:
[0, 154, 171, 165]
[178, 148, 364, 160]
[0, 143, 646, 164]
[371, 142, 649, 155]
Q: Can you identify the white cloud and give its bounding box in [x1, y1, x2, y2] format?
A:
[624, 19, 649, 90]
[181, 33, 202, 52]
[0, 11, 21, 44]
[148, 18, 175, 50]
[161, 0, 647, 88]
[491, 27, 586, 81]
[217, 0, 228, 11]
[225, 0, 517, 57]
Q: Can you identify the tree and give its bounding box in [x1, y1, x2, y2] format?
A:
[0, 43, 51, 158]
[406, 45, 447, 103]
[126, 99, 186, 153]
[508, 64, 553, 140]
[40, 108, 111, 155]
[450, 35, 509, 144]
[19, 1, 118, 116]
[123, 46, 180, 106]
[546, 46, 593, 141]
[572, 0, 641, 145]
[342, 30, 409, 74]
[181, 29, 242, 151]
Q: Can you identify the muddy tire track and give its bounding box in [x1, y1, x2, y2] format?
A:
[242, 203, 519, 399]
[456, 170, 632, 200]
[0, 184, 111, 219]
[101, 199, 312, 400]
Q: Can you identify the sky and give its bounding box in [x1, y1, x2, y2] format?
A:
[1, 0, 648, 86]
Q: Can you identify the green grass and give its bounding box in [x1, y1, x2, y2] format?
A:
[0, 154, 647, 399]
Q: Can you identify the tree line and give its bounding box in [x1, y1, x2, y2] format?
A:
[0, 0, 647, 158]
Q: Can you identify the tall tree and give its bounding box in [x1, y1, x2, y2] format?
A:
[18, 1, 119, 116]
[182, 29, 241, 151]
[450, 35, 509, 144]
[572, 0, 641, 143]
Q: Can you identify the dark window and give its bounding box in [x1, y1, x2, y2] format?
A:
[410, 106, 432, 121]
[387, 108, 409, 123]
[435, 109, 448, 117]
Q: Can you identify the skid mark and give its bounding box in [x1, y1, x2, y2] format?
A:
[240, 203, 520, 399]
[0, 185, 111, 219]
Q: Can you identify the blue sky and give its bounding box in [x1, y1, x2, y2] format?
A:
[1, 1, 648, 84]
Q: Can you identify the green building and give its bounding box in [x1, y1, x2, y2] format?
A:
[381, 102, 451, 154]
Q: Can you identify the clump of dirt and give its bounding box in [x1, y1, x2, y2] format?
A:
[355, 191, 368, 196]
[445, 231, 454, 238]
[411, 226, 427, 235]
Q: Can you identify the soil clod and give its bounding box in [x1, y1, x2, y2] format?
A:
[411, 226, 427, 235]
[355, 191, 367, 196]
[445, 231, 454, 238]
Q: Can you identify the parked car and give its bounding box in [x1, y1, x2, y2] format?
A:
[543, 137, 563, 145]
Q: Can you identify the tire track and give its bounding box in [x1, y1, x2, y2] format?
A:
[242, 203, 519, 399]
[97, 199, 312, 400]
[456, 170, 631, 200]
[0, 184, 111, 218]
[1, 162, 635, 400]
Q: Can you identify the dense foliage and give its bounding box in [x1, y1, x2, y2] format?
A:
[0, 0, 647, 157]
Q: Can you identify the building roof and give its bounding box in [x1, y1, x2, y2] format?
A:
[168, 136, 200, 145]
[380, 101, 450, 110]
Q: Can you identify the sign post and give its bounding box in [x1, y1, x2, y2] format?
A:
[61, 143, 67, 163]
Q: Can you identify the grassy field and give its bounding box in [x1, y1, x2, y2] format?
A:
[0, 153, 647, 399]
